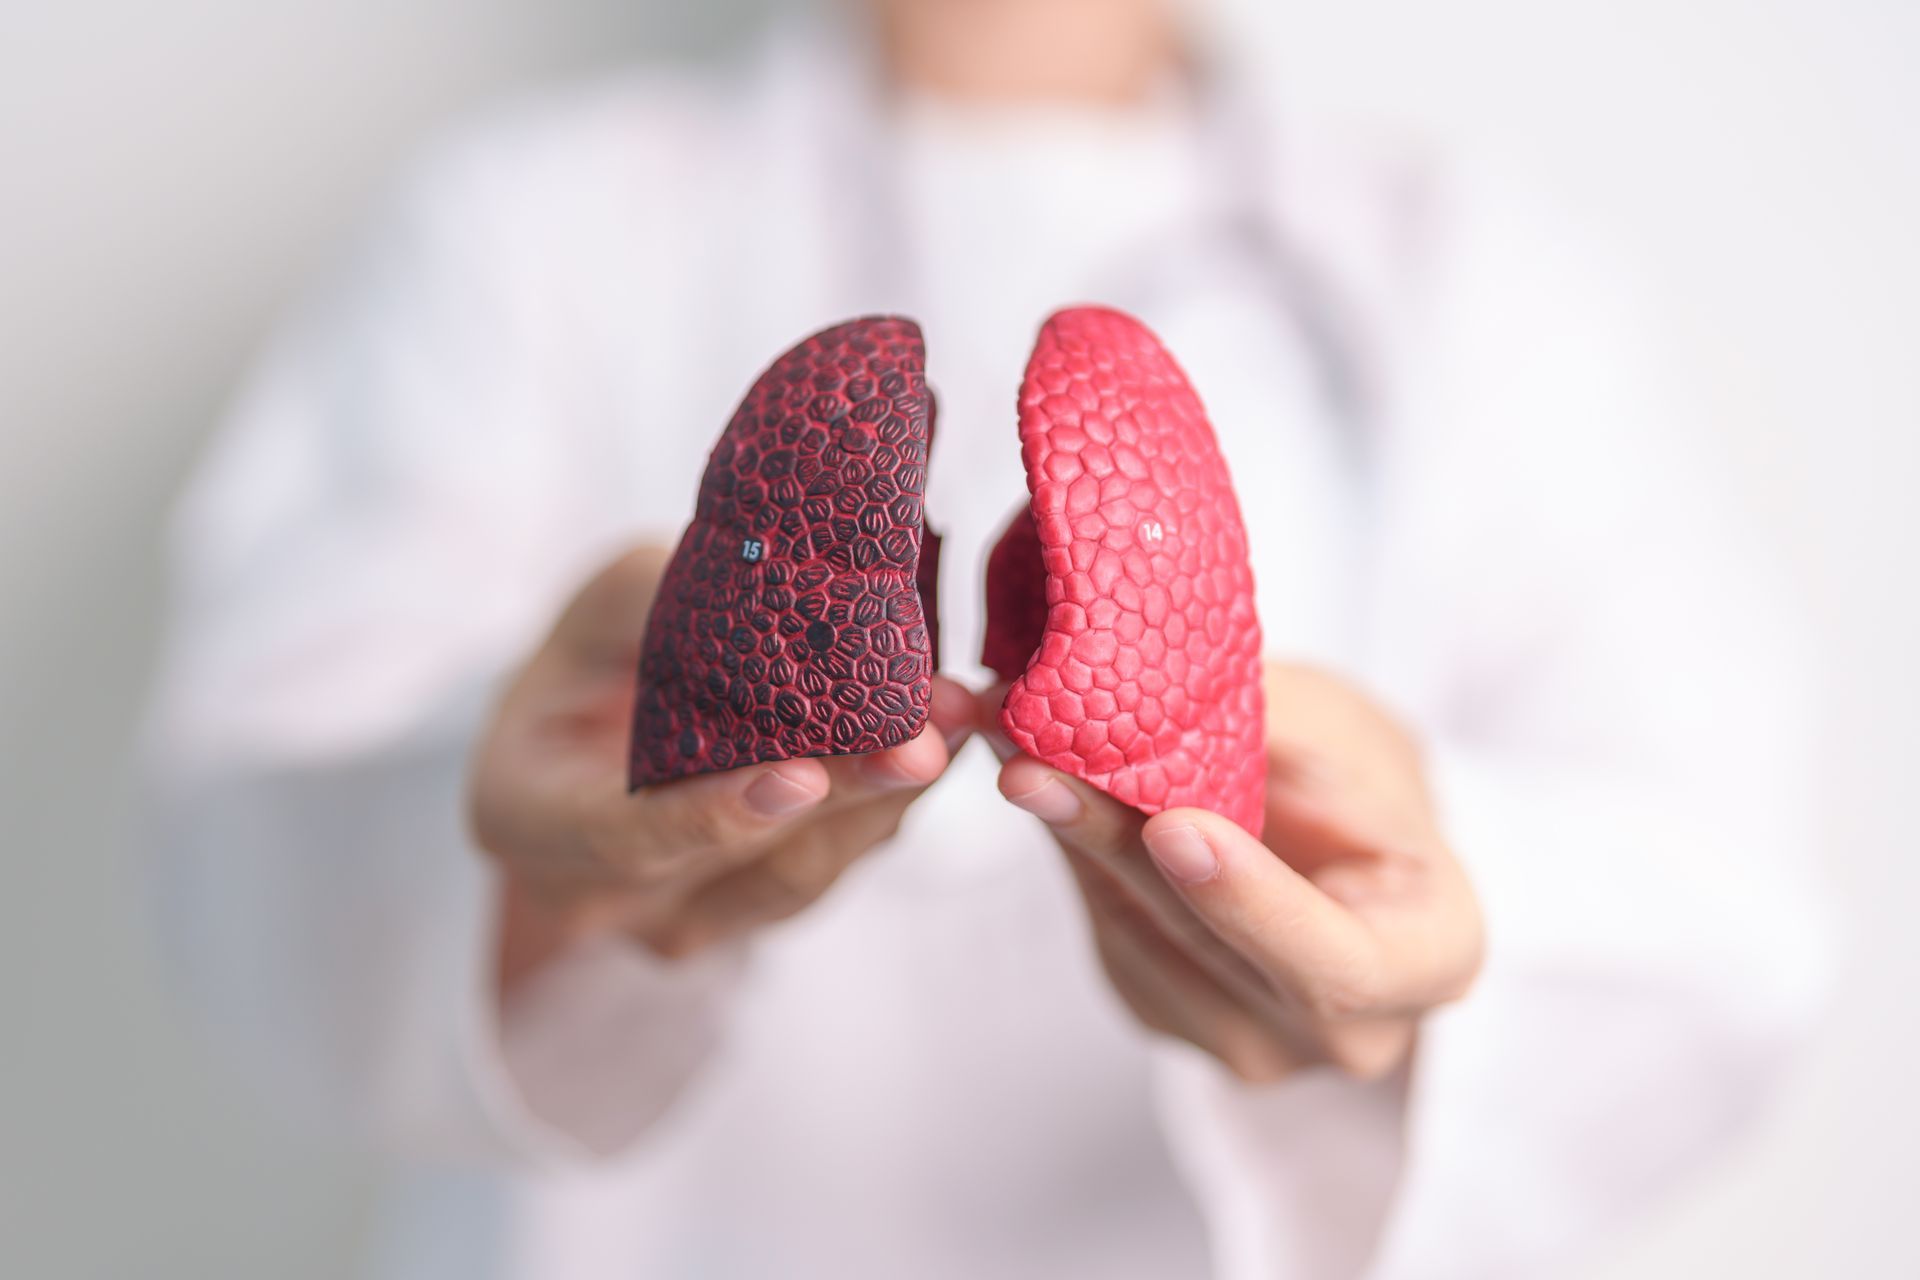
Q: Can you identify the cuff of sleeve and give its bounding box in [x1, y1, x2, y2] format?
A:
[359, 683, 747, 1169]
[482, 925, 748, 1161]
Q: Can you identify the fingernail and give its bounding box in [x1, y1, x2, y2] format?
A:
[984, 731, 1017, 762]
[1004, 776, 1083, 826]
[744, 769, 824, 818]
[859, 737, 936, 789]
[1145, 824, 1219, 884]
[858, 757, 918, 790]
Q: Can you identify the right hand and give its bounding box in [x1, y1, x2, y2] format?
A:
[468, 546, 971, 989]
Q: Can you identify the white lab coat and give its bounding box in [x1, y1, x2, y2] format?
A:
[145, 22, 1829, 1280]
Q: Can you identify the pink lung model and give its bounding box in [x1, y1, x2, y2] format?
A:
[983, 306, 1267, 836]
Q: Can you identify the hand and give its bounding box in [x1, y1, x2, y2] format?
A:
[983, 662, 1483, 1083]
[469, 546, 971, 990]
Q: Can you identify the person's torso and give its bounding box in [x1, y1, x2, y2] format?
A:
[374, 36, 1370, 1280]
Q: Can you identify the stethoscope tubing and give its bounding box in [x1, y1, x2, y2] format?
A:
[816, 40, 1369, 429]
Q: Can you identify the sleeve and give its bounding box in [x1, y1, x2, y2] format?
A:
[1153, 176, 1834, 1278]
[142, 134, 743, 1167]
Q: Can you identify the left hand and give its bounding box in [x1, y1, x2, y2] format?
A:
[981, 661, 1484, 1083]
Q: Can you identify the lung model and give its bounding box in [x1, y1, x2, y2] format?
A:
[983, 307, 1266, 836]
[629, 316, 939, 789]
[630, 306, 1264, 837]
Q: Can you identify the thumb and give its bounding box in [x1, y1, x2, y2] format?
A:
[1140, 807, 1382, 1018]
[547, 545, 672, 672]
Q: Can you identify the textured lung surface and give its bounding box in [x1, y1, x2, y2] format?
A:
[630, 317, 936, 788]
[984, 306, 1266, 835]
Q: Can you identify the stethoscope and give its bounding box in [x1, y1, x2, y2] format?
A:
[815, 37, 1374, 436]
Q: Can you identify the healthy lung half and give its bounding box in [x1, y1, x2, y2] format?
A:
[983, 306, 1266, 835]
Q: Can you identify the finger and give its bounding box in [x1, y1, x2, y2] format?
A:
[587, 672, 970, 873]
[995, 754, 1213, 939]
[1065, 851, 1309, 1083]
[994, 752, 1192, 938]
[580, 756, 831, 879]
[1140, 806, 1388, 1020]
[1262, 662, 1432, 815]
[927, 675, 978, 756]
[825, 725, 949, 796]
[995, 753, 1145, 858]
[545, 545, 672, 672]
[969, 680, 1013, 736]
[644, 785, 918, 955]
[1266, 758, 1436, 871]
[1269, 777, 1486, 1009]
[786, 676, 972, 813]
[1061, 844, 1291, 1022]
[996, 756, 1290, 1006]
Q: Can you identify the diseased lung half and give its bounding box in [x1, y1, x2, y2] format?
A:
[630, 317, 939, 788]
[983, 306, 1267, 836]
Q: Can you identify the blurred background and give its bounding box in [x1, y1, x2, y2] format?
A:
[2, 1, 1915, 1276]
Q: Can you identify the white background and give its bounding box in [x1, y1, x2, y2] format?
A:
[2, 1, 1914, 1275]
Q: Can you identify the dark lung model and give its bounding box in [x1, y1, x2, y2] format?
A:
[629, 316, 939, 789]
